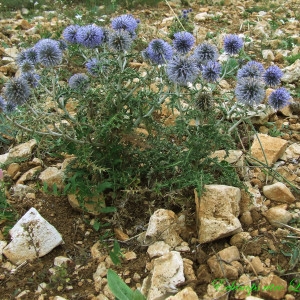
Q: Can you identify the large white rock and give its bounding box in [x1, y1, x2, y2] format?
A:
[3, 207, 63, 265]
[141, 251, 185, 300]
[263, 182, 295, 203]
[144, 209, 183, 247]
[195, 185, 242, 244]
[281, 59, 300, 83]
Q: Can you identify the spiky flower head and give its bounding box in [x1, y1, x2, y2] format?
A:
[5, 101, 17, 114]
[201, 61, 221, 83]
[19, 59, 35, 73]
[235, 77, 265, 106]
[68, 73, 89, 90]
[24, 47, 39, 65]
[20, 72, 40, 88]
[268, 87, 290, 110]
[166, 55, 199, 86]
[63, 24, 80, 44]
[237, 61, 264, 80]
[111, 14, 139, 33]
[224, 34, 244, 55]
[173, 31, 195, 54]
[58, 39, 68, 51]
[35, 38, 63, 67]
[76, 25, 104, 48]
[16, 50, 28, 66]
[143, 39, 173, 65]
[196, 92, 212, 111]
[108, 29, 133, 52]
[192, 43, 218, 65]
[263, 65, 283, 87]
[4, 77, 31, 105]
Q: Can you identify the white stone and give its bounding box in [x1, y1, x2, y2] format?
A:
[194, 12, 209, 21]
[39, 166, 64, 189]
[144, 209, 183, 247]
[54, 256, 72, 267]
[7, 139, 37, 161]
[262, 49, 275, 61]
[141, 251, 185, 300]
[3, 207, 63, 265]
[281, 143, 300, 161]
[147, 241, 170, 259]
[264, 206, 292, 227]
[282, 59, 300, 83]
[195, 185, 242, 244]
[263, 182, 295, 203]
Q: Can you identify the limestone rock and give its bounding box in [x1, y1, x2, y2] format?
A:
[249, 134, 288, 166]
[240, 181, 262, 213]
[204, 283, 229, 300]
[281, 59, 300, 83]
[10, 184, 35, 199]
[259, 274, 287, 300]
[235, 274, 252, 299]
[281, 143, 300, 161]
[16, 166, 42, 184]
[264, 205, 292, 227]
[147, 241, 170, 259]
[141, 251, 185, 300]
[165, 287, 199, 300]
[263, 182, 295, 203]
[144, 209, 183, 247]
[39, 166, 64, 189]
[195, 185, 242, 244]
[207, 246, 242, 280]
[3, 207, 63, 265]
[230, 232, 252, 249]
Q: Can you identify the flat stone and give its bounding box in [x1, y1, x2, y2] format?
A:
[3, 207, 63, 265]
[195, 185, 242, 244]
[7, 139, 37, 161]
[249, 134, 288, 166]
[141, 251, 185, 300]
[259, 274, 287, 300]
[16, 166, 42, 184]
[263, 182, 295, 203]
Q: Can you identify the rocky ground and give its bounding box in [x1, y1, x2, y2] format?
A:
[0, 0, 300, 299]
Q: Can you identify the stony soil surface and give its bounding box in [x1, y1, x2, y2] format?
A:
[0, 0, 300, 299]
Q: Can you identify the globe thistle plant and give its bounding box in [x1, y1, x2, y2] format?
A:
[16, 50, 28, 66]
[173, 31, 195, 54]
[76, 25, 104, 48]
[4, 77, 31, 106]
[237, 61, 265, 80]
[20, 72, 40, 88]
[235, 77, 265, 106]
[19, 59, 35, 73]
[58, 40, 68, 51]
[68, 73, 89, 90]
[63, 25, 80, 44]
[24, 47, 39, 65]
[0, 96, 6, 111]
[268, 87, 290, 110]
[35, 39, 63, 67]
[111, 14, 139, 34]
[4, 101, 17, 114]
[108, 29, 133, 52]
[192, 43, 218, 65]
[166, 55, 199, 86]
[224, 34, 244, 55]
[143, 39, 173, 65]
[201, 61, 221, 83]
[263, 65, 283, 87]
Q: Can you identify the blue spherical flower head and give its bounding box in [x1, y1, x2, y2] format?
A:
[202, 61, 221, 83]
[235, 77, 265, 106]
[19, 59, 35, 73]
[268, 87, 290, 110]
[5, 101, 17, 114]
[35, 39, 63, 67]
[192, 43, 218, 65]
[25, 47, 39, 65]
[263, 65, 283, 87]
[63, 25, 80, 44]
[224, 34, 243, 55]
[237, 61, 265, 80]
[58, 40, 68, 51]
[108, 29, 133, 52]
[111, 14, 139, 33]
[86, 58, 100, 76]
[173, 31, 195, 54]
[166, 55, 199, 86]
[77, 25, 104, 48]
[68, 73, 89, 90]
[16, 50, 28, 66]
[143, 39, 173, 65]
[4, 77, 31, 105]
[20, 72, 40, 88]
